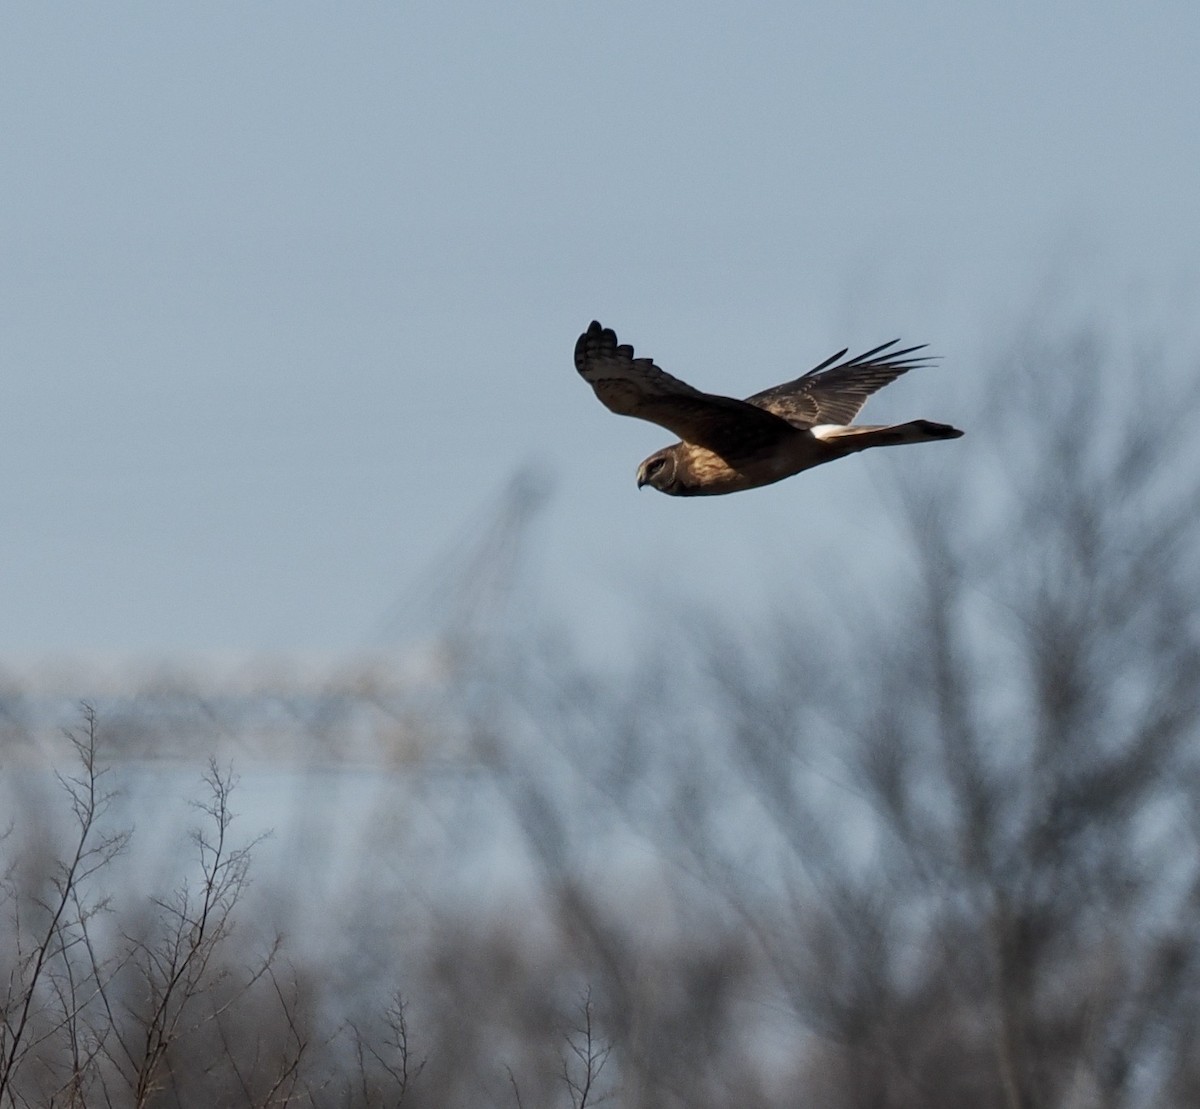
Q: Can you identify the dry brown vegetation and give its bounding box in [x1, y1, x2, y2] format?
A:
[3, 323, 1200, 1107]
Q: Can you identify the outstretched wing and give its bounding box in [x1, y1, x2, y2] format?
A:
[575, 321, 796, 458]
[746, 339, 937, 429]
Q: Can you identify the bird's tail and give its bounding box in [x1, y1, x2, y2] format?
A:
[811, 420, 964, 451]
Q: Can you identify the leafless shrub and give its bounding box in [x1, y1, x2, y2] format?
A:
[0, 714, 417, 1109]
[343, 992, 425, 1107]
[0, 703, 130, 1106]
[101, 760, 269, 1105]
[559, 989, 611, 1108]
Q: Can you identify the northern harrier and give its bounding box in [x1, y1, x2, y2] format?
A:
[574, 320, 963, 496]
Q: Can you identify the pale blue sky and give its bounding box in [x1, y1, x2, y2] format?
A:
[4, 2, 1198, 656]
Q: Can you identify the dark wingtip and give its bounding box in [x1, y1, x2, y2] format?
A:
[844, 339, 935, 367]
[576, 320, 621, 372]
[919, 420, 964, 439]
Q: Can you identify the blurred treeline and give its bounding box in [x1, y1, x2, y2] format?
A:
[3, 322, 1200, 1108]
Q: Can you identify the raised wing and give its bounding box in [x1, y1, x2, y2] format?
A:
[575, 321, 796, 459]
[746, 339, 937, 429]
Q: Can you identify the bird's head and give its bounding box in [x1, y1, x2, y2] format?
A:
[636, 449, 680, 494]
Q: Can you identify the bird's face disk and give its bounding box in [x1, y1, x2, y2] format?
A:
[636, 450, 679, 494]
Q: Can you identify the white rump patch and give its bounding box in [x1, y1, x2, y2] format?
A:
[809, 424, 850, 441]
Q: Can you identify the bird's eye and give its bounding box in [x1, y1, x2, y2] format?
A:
[647, 458, 666, 475]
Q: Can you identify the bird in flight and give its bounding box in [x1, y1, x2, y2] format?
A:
[574, 320, 963, 496]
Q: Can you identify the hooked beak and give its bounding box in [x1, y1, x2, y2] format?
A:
[637, 473, 647, 490]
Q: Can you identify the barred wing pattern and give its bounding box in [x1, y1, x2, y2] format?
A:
[746, 340, 937, 429]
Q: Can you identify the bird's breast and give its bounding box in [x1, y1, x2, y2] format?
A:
[676, 435, 835, 495]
